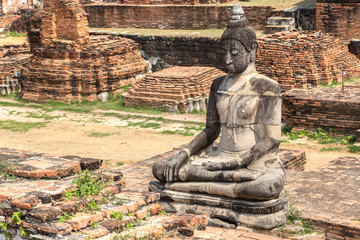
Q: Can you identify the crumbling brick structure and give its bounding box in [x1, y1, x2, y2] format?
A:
[283, 88, 360, 134]
[123, 66, 225, 112]
[102, 30, 360, 90]
[22, 0, 148, 102]
[84, 5, 272, 30]
[0, 0, 41, 15]
[256, 31, 360, 90]
[316, 0, 360, 42]
[81, 0, 229, 4]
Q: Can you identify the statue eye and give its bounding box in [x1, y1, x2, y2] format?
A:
[231, 50, 238, 55]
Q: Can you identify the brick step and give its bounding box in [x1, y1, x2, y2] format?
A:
[267, 16, 295, 26]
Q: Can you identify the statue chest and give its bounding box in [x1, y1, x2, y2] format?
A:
[216, 91, 261, 126]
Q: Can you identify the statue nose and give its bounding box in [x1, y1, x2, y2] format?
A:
[225, 53, 232, 65]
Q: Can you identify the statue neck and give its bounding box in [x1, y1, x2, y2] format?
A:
[228, 63, 257, 86]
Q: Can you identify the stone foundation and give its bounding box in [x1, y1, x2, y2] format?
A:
[149, 182, 288, 229]
[283, 88, 360, 134]
[123, 66, 225, 112]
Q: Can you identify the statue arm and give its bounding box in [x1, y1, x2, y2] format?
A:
[164, 77, 222, 181]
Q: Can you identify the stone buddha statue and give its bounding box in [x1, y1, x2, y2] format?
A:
[150, 4, 287, 229]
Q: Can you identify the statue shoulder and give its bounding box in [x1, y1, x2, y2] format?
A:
[249, 74, 281, 95]
[210, 75, 228, 92]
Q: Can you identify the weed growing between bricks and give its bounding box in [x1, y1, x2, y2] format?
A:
[0, 211, 29, 239]
[281, 126, 358, 153]
[65, 169, 110, 213]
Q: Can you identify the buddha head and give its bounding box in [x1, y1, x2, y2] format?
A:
[221, 4, 258, 74]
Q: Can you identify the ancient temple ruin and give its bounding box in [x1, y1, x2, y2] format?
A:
[22, 0, 148, 102]
[123, 66, 225, 112]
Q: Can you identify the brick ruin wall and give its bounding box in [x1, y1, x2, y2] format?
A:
[283, 88, 360, 134]
[83, 5, 272, 30]
[81, 0, 229, 4]
[95, 30, 360, 90]
[0, 44, 30, 85]
[316, 0, 360, 42]
[21, 0, 148, 102]
[0, 0, 41, 15]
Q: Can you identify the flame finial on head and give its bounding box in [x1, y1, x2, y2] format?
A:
[231, 4, 245, 21]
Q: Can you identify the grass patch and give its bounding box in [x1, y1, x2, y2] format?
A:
[25, 112, 60, 120]
[160, 129, 196, 136]
[86, 131, 118, 138]
[3, 32, 26, 38]
[127, 121, 161, 129]
[0, 120, 48, 132]
[348, 145, 360, 153]
[320, 146, 342, 152]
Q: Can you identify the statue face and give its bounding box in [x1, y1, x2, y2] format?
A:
[222, 39, 251, 74]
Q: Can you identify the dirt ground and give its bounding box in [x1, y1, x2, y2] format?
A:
[0, 103, 358, 171]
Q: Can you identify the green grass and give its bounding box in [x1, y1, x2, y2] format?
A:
[0, 120, 48, 132]
[320, 146, 342, 152]
[86, 131, 118, 138]
[348, 145, 360, 153]
[2, 32, 26, 38]
[127, 121, 161, 129]
[25, 112, 60, 120]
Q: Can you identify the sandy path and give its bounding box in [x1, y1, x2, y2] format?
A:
[0, 104, 358, 170]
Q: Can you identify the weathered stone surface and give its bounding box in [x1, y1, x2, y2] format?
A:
[26, 206, 62, 222]
[178, 227, 194, 236]
[67, 212, 105, 231]
[150, 182, 287, 214]
[28, 191, 52, 204]
[102, 170, 123, 181]
[150, 5, 287, 230]
[11, 196, 39, 210]
[100, 219, 124, 233]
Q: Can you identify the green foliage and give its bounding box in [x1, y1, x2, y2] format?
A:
[126, 212, 133, 216]
[0, 120, 48, 132]
[65, 190, 73, 199]
[284, 128, 357, 146]
[127, 121, 161, 129]
[0, 222, 8, 231]
[25, 112, 59, 120]
[72, 170, 109, 198]
[321, 147, 342, 152]
[11, 211, 22, 225]
[285, 207, 313, 235]
[121, 84, 132, 92]
[3, 32, 26, 37]
[281, 125, 293, 134]
[86, 199, 99, 212]
[348, 145, 360, 153]
[116, 162, 125, 167]
[91, 221, 99, 228]
[86, 131, 117, 138]
[0, 161, 15, 179]
[160, 210, 169, 216]
[110, 211, 124, 220]
[59, 213, 75, 223]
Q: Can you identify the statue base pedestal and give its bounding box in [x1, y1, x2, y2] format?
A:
[149, 181, 288, 229]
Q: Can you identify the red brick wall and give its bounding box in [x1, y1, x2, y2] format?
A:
[316, 0, 360, 42]
[94, 31, 360, 89]
[1, 0, 41, 15]
[84, 4, 273, 30]
[282, 88, 360, 134]
[81, 0, 229, 4]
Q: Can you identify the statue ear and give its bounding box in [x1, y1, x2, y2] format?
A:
[250, 42, 258, 62]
